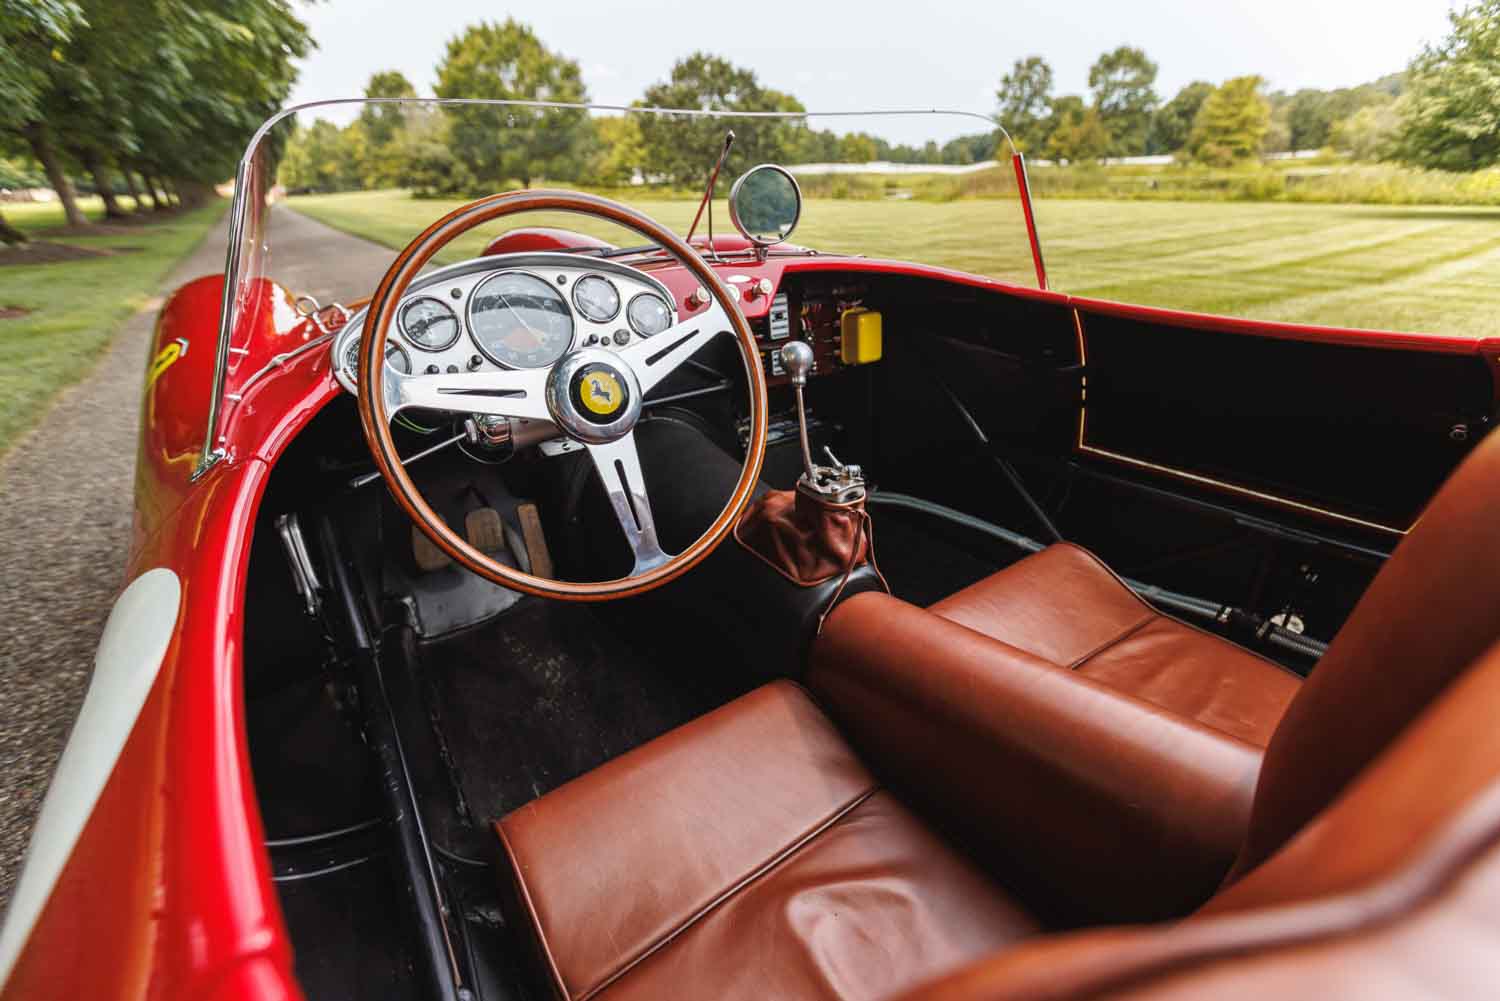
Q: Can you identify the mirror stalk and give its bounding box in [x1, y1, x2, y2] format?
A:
[686, 130, 735, 262]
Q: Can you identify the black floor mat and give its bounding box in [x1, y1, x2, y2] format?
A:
[868, 505, 1025, 607]
[277, 853, 421, 1000]
[247, 674, 380, 841]
[425, 598, 752, 825]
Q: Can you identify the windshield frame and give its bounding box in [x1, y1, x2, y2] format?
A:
[196, 98, 1029, 479]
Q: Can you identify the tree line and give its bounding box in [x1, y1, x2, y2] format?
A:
[998, 0, 1496, 170]
[283, 4, 1498, 200]
[0, 0, 312, 243]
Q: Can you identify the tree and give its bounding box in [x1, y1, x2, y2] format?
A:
[1331, 101, 1401, 161]
[592, 114, 646, 184]
[1044, 100, 1111, 163]
[357, 70, 417, 188]
[1, 0, 87, 228]
[996, 56, 1054, 151]
[434, 19, 591, 190]
[1393, 0, 1500, 171]
[1189, 76, 1271, 163]
[279, 119, 362, 193]
[1150, 81, 1213, 153]
[1088, 46, 1159, 156]
[636, 53, 804, 186]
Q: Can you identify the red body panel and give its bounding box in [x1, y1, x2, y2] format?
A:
[7, 223, 1497, 1001]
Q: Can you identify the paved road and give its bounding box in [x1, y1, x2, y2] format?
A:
[0, 205, 395, 907]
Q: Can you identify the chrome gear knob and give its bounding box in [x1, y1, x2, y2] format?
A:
[779, 340, 814, 387]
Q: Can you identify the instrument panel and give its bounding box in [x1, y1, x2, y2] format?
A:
[331, 253, 680, 396]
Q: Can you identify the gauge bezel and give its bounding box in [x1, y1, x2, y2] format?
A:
[570, 273, 621, 324]
[398, 295, 462, 352]
[344, 336, 412, 376]
[466, 269, 576, 370]
[625, 291, 672, 338]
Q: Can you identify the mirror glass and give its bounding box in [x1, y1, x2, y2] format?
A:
[728, 165, 802, 245]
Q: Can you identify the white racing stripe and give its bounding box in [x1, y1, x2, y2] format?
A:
[0, 568, 182, 991]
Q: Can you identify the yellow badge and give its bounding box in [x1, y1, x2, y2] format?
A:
[580, 370, 623, 416]
[147, 337, 189, 387]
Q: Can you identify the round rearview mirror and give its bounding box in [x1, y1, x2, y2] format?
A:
[728, 164, 802, 246]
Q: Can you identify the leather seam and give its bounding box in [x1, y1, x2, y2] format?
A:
[575, 784, 881, 1001]
[1065, 612, 1158, 670]
[1059, 541, 1301, 680]
[494, 819, 572, 1001]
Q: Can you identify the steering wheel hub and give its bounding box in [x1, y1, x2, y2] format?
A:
[545, 348, 642, 444]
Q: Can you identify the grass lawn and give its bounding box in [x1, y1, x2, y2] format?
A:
[0, 197, 226, 457]
[288, 188, 1500, 339]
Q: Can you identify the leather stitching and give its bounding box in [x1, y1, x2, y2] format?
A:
[573, 784, 882, 1001]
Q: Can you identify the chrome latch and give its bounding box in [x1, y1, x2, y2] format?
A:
[275, 512, 323, 617]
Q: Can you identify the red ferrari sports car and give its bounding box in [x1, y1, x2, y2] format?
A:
[1, 99, 1498, 1001]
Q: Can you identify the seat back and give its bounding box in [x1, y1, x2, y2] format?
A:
[902, 636, 1500, 1001]
[1233, 426, 1500, 877]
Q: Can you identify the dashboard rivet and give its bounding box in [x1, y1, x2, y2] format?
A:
[468, 354, 483, 370]
[613, 329, 630, 346]
[449, 288, 462, 299]
[446, 364, 459, 374]
[557, 275, 567, 285]
[425, 364, 440, 375]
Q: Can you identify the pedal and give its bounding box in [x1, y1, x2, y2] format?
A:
[465, 507, 508, 556]
[465, 504, 507, 561]
[516, 502, 554, 578]
[412, 525, 451, 573]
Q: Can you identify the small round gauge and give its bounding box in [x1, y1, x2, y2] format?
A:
[344, 337, 412, 376]
[468, 272, 575, 369]
[399, 296, 461, 351]
[571, 275, 620, 323]
[626, 292, 672, 338]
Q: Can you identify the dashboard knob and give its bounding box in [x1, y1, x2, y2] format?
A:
[688, 286, 711, 308]
[746, 277, 773, 300]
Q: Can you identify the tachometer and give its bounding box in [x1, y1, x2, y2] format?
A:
[399, 296, 460, 351]
[571, 275, 620, 323]
[469, 272, 575, 369]
[626, 292, 672, 338]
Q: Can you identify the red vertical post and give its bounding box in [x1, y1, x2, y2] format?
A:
[1012, 152, 1048, 290]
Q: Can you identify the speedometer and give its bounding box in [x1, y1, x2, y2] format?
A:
[469, 272, 575, 369]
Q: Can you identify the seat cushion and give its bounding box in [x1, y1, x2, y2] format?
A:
[495, 682, 1038, 1001]
[930, 543, 1301, 746]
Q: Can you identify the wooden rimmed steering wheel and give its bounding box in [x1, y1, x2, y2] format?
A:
[355, 189, 768, 601]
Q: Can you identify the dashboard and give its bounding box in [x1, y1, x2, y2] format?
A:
[332, 252, 681, 396]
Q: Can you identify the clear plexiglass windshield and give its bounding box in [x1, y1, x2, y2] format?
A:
[200, 99, 1036, 474]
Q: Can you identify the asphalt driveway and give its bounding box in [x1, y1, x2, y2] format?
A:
[0, 205, 396, 907]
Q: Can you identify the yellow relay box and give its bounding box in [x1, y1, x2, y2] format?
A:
[839, 307, 883, 365]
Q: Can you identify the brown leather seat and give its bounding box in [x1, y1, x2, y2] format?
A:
[496, 682, 1038, 1001]
[496, 428, 1500, 999]
[929, 542, 1301, 747]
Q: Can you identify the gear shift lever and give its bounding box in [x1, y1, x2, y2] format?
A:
[779, 341, 817, 478]
[778, 341, 865, 502]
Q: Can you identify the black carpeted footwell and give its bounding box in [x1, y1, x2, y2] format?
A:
[423, 598, 754, 826]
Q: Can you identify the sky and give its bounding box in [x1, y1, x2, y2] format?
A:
[285, 0, 1459, 144]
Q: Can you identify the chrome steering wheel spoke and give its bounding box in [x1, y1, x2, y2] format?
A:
[383, 365, 553, 423]
[585, 432, 669, 574]
[618, 301, 733, 394]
